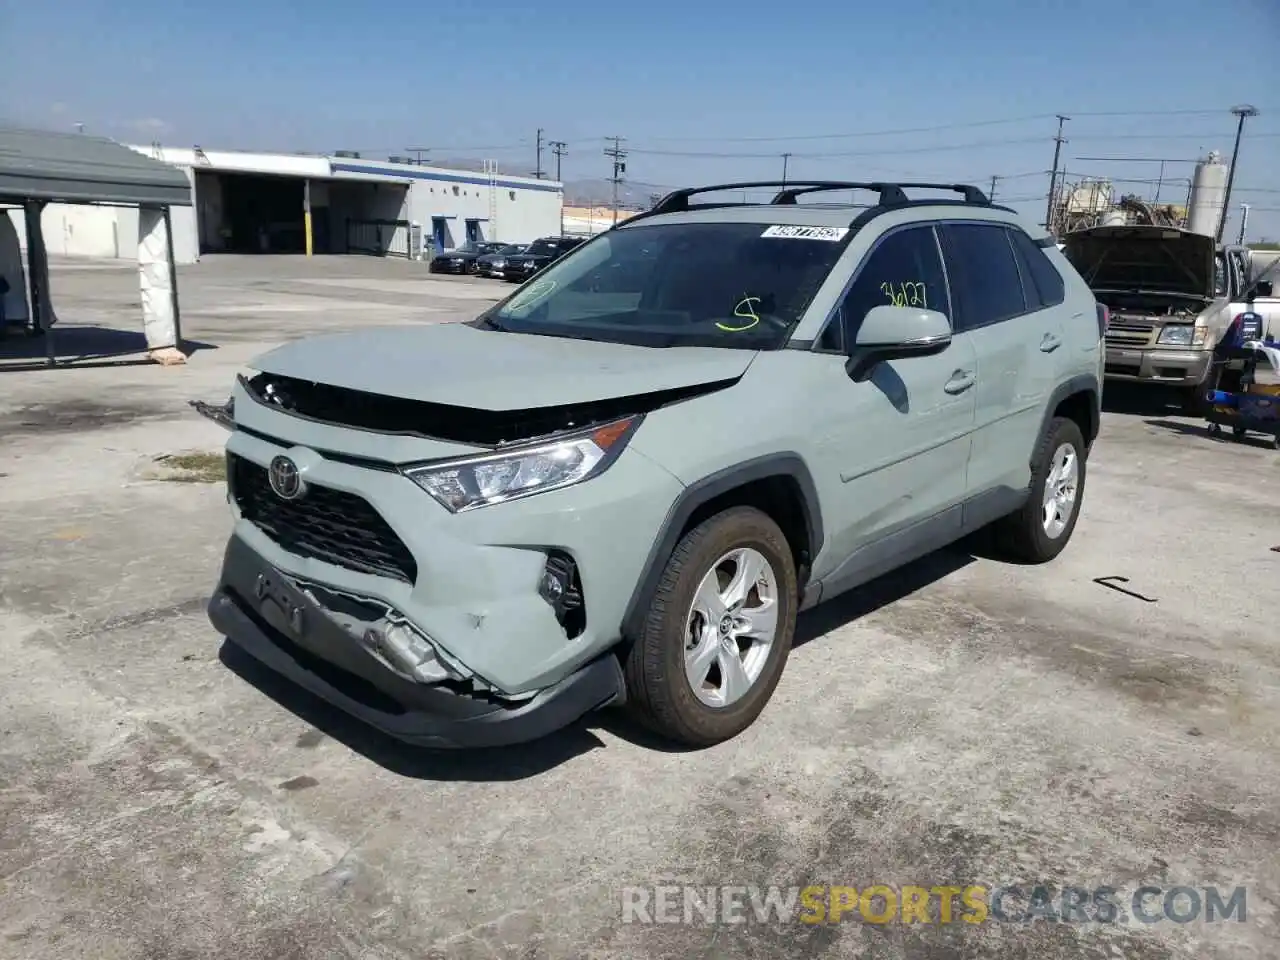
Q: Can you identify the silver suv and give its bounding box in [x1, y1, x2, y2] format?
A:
[208, 180, 1104, 749]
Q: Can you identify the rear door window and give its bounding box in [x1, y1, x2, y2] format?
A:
[1008, 228, 1065, 309]
[939, 223, 1027, 332]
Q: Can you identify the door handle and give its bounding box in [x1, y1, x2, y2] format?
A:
[1040, 333, 1062, 353]
[944, 371, 976, 394]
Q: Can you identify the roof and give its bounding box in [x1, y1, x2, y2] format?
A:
[0, 127, 192, 206]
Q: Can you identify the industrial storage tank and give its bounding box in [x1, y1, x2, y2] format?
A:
[1188, 150, 1228, 238]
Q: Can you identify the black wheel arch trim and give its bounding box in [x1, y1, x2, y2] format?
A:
[619, 453, 824, 641]
[1040, 373, 1101, 457]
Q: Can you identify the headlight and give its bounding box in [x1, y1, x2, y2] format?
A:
[403, 417, 640, 512]
[1157, 324, 1194, 346]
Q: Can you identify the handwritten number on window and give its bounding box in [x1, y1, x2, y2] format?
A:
[880, 281, 927, 309]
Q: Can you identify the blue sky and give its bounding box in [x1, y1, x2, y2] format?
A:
[5, 0, 1279, 238]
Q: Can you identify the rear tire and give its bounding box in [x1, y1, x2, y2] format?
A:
[992, 417, 1087, 563]
[623, 506, 797, 747]
[1181, 385, 1209, 416]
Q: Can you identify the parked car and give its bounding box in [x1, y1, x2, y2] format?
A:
[208, 179, 1103, 751]
[1062, 225, 1279, 410]
[475, 243, 528, 279]
[501, 236, 588, 282]
[429, 241, 508, 275]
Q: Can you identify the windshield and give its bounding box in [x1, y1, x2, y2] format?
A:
[526, 240, 560, 257]
[482, 221, 846, 349]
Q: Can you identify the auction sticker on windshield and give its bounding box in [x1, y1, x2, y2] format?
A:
[761, 225, 849, 242]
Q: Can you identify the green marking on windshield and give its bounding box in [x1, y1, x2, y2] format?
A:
[716, 296, 763, 332]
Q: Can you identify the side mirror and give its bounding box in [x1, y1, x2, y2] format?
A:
[1252, 280, 1273, 299]
[846, 305, 952, 380]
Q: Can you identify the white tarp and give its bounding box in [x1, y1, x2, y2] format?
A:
[138, 205, 176, 350]
[0, 212, 29, 326]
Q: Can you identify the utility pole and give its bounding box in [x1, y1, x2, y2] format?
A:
[989, 175, 999, 202]
[604, 136, 627, 226]
[547, 138, 568, 236]
[1218, 104, 1259, 242]
[1044, 115, 1069, 234]
[781, 153, 791, 186]
[550, 140, 567, 182]
[534, 128, 544, 179]
[406, 147, 431, 165]
[1237, 203, 1251, 246]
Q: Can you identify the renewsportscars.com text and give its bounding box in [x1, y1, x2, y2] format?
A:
[621, 884, 1247, 926]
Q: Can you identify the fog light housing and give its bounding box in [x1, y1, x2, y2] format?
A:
[539, 551, 585, 639]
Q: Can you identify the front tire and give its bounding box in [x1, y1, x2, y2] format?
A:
[992, 416, 1087, 563]
[623, 506, 797, 747]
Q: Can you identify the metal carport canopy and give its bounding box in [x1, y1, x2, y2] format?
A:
[0, 126, 191, 206]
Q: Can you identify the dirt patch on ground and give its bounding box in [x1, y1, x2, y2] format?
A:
[143, 451, 226, 483]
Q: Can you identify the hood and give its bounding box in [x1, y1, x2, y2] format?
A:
[442, 249, 481, 260]
[1062, 225, 1217, 299]
[249, 322, 756, 411]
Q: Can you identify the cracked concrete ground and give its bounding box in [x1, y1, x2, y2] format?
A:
[1, 255, 1278, 959]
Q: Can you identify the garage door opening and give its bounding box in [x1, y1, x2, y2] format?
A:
[194, 171, 408, 256]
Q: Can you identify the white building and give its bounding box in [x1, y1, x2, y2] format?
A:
[7, 144, 563, 264]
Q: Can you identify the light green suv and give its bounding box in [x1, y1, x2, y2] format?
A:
[207, 180, 1104, 749]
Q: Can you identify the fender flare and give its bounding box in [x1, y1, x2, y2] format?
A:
[1040, 373, 1101, 456]
[619, 453, 824, 641]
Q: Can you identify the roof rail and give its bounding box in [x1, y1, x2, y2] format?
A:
[646, 181, 855, 216]
[773, 182, 989, 206]
[619, 179, 995, 233]
[646, 179, 990, 217]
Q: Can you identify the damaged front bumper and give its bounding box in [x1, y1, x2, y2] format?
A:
[209, 535, 625, 748]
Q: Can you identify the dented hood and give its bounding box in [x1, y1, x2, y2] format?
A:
[249, 322, 756, 411]
[1062, 225, 1217, 299]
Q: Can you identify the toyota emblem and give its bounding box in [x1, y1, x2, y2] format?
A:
[268, 455, 306, 500]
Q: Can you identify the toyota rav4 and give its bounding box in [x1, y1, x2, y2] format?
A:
[207, 180, 1104, 749]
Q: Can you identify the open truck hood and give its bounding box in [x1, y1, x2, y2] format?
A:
[1062, 225, 1217, 300]
[248, 321, 756, 412]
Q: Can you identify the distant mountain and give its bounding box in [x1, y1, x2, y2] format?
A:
[382, 154, 673, 207]
[562, 178, 673, 208]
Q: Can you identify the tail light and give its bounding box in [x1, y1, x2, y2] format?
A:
[1096, 303, 1110, 338]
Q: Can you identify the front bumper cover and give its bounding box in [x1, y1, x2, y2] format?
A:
[209, 535, 625, 749]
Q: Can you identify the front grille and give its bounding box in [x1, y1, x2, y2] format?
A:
[230, 454, 418, 584]
[1106, 318, 1156, 348]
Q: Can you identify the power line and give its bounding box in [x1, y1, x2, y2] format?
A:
[634, 107, 1271, 145]
[626, 135, 1050, 160]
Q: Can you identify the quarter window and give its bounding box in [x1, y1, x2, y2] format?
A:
[1008, 228, 1065, 309]
[829, 226, 950, 348]
[939, 223, 1027, 332]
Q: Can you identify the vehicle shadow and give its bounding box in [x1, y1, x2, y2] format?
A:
[219, 545, 980, 778]
[1101, 382, 1188, 418]
[218, 640, 608, 782]
[793, 545, 977, 647]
